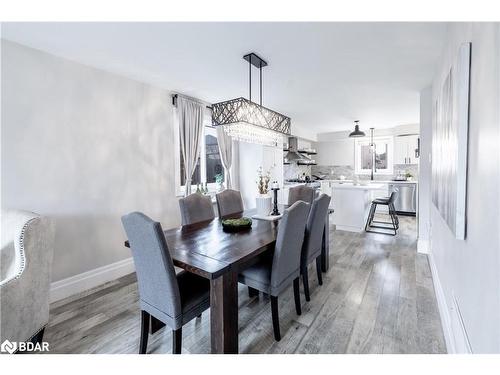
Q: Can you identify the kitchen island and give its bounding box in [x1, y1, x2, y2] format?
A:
[330, 183, 385, 232]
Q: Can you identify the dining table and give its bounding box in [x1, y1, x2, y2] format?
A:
[124, 204, 332, 354]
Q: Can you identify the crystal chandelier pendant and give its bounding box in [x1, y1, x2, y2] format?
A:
[212, 53, 291, 146]
[223, 122, 282, 147]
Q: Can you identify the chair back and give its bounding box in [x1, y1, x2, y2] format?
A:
[288, 185, 315, 205]
[302, 194, 331, 266]
[388, 190, 398, 205]
[179, 193, 215, 225]
[121, 212, 181, 319]
[216, 189, 244, 218]
[271, 201, 310, 291]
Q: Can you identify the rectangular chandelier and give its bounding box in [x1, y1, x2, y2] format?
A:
[211, 53, 291, 147]
[211, 98, 290, 147]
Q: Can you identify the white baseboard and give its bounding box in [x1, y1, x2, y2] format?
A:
[427, 252, 454, 353]
[50, 257, 135, 303]
[417, 238, 430, 254]
[427, 252, 472, 354]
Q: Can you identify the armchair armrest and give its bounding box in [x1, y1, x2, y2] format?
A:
[0, 210, 55, 343]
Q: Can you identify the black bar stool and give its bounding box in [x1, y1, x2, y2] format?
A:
[365, 191, 399, 236]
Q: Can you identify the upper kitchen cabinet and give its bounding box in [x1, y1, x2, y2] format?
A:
[394, 134, 420, 165]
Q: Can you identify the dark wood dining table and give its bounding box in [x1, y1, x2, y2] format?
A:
[124, 204, 332, 354]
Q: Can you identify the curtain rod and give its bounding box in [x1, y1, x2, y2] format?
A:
[172, 94, 212, 110]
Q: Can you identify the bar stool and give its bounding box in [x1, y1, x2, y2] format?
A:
[365, 191, 399, 236]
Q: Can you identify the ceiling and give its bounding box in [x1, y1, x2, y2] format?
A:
[2, 22, 447, 135]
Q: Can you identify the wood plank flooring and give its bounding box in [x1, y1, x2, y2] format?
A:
[44, 215, 446, 354]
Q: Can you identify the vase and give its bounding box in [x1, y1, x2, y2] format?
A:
[256, 195, 272, 216]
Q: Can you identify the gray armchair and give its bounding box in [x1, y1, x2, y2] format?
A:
[122, 212, 210, 354]
[238, 201, 310, 341]
[0, 209, 54, 349]
[301, 194, 331, 301]
[178, 193, 215, 225]
[215, 189, 244, 218]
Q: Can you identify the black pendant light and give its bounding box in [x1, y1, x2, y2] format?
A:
[349, 120, 366, 137]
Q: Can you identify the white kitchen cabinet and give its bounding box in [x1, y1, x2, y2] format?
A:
[320, 181, 331, 196]
[394, 134, 419, 165]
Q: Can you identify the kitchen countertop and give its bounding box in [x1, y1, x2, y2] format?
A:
[331, 183, 385, 190]
[317, 179, 418, 184]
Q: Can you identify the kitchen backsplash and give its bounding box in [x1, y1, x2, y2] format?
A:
[284, 164, 312, 180]
[311, 164, 419, 181]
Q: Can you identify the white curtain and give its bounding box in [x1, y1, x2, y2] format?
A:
[177, 96, 205, 195]
[216, 126, 233, 189]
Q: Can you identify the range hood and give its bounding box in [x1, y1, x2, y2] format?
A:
[285, 137, 310, 162]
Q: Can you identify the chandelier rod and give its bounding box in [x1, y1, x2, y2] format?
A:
[249, 58, 252, 102]
[259, 61, 262, 106]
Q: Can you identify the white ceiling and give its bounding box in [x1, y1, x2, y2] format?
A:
[2, 22, 447, 135]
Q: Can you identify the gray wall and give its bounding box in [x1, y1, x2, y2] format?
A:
[1, 40, 181, 282]
[429, 23, 500, 353]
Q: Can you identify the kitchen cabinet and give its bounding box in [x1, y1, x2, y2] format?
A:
[394, 134, 419, 165]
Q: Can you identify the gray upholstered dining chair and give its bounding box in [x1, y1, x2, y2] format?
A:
[121, 212, 210, 354]
[288, 185, 316, 205]
[215, 189, 244, 218]
[1, 209, 54, 350]
[300, 194, 331, 302]
[178, 193, 215, 225]
[238, 201, 310, 341]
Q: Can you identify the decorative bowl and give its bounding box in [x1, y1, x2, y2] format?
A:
[221, 217, 253, 232]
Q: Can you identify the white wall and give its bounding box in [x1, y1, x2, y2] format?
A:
[417, 87, 432, 253]
[315, 139, 355, 166]
[238, 143, 263, 209]
[428, 23, 500, 353]
[292, 123, 317, 142]
[1, 40, 181, 282]
[238, 142, 283, 209]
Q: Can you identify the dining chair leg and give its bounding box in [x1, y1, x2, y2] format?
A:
[293, 277, 301, 315]
[29, 328, 45, 346]
[315, 256, 323, 286]
[139, 310, 150, 354]
[390, 203, 399, 229]
[248, 286, 259, 297]
[365, 203, 375, 231]
[302, 267, 311, 302]
[270, 296, 281, 341]
[172, 327, 182, 354]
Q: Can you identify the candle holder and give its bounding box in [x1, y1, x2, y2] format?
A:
[271, 187, 280, 216]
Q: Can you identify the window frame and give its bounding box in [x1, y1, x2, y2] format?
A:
[174, 109, 225, 197]
[354, 136, 394, 175]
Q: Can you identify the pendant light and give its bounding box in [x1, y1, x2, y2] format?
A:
[211, 53, 291, 147]
[349, 120, 366, 137]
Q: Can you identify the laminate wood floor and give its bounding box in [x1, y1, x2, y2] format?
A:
[44, 215, 446, 354]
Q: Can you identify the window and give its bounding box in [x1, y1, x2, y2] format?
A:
[204, 127, 225, 184]
[355, 136, 394, 175]
[175, 111, 225, 195]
